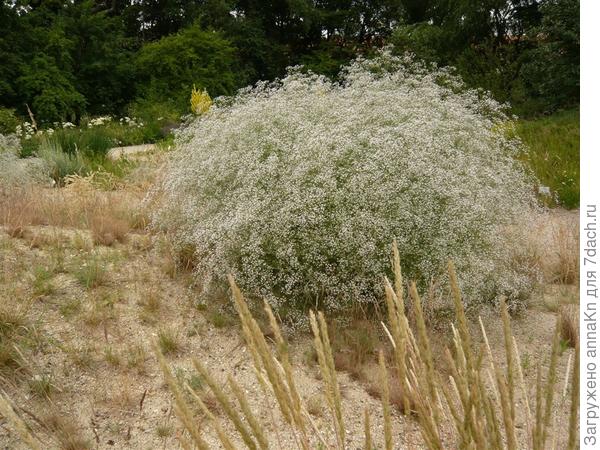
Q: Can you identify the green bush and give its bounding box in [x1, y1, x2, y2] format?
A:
[16, 55, 86, 124]
[520, 0, 579, 113]
[135, 26, 238, 109]
[0, 108, 19, 135]
[125, 100, 183, 142]
[516, 109, 579, 209]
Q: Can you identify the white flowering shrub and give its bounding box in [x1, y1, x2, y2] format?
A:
[153, 51, 538, 313]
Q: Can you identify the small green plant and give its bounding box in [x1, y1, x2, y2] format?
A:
[156, 423, 173, 438]
[28, 373, 54, 398]
[157, 328, 180, 355]
[125, 343, 147, 373]
[0, 108, 20, 134]
[73, 254, 107, 289]
[31, 265, 54, 297]
[104, 346, 122, 368]
[59, 299, 81, 318]
[206, 308, 235, 329]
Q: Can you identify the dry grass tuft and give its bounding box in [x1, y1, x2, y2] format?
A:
[0, 185, 139, 247]
[363, 363, 414, 414]
[0, 395, 42, 449]
[558, 305, 579, 348]
[306, 394, 324, 417]
[89, 213, 130, 246]
[551, 223, 579, 285]
[158, 328, 180, 355]
[0, 304, 29, 377]
[331, 319, 379, 380]
[42, 411, 91, 450]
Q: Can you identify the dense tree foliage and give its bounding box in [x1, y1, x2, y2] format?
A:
[0, 0, 579, 124]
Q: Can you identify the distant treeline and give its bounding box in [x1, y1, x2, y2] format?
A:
[0, 0, 579, 124]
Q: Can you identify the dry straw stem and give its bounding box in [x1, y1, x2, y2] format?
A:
[229, 275, 326, 450]
[152, 341, 210, 450]
[363, 407, 372, 450]
[386, 241, 412, 416]
[264, 300, 307, 437]
[309, 310, 345, 449]
[379, 350, 393, 450]
[0, 394, 42, 450]
[229, 275, 294, 425]
[409, 282, 439, 423]
[567, 345, 579, 449]
[500, 299, 517, 429]
[542, 323, 561, 446]
[185, 384, 236, 450]
[228, 375, 269, 450]
[192, 358, 258, 450]
[512, 335, 533, 440]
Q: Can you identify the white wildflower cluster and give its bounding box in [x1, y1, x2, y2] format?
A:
[14, 121, 36, 139]
[119, 116, 144, 128]
[0, 133, 51, 189]
[15, 121, 77, 140]
[153, 51, 539, 313]
[87, 116, 112, 127]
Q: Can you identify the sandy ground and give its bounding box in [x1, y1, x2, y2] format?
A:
[0, 168, 579, 449]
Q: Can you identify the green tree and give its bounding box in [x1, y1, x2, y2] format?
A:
[135, 26, 238, 108]
[17, 55, 85, 123]
[65, 1, 136, 115]
[520, 0, 579, 112]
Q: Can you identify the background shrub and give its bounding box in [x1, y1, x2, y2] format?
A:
[0, 108, 19, 135]
[135, 27, 238, 110]
[154, 52, 539, 315]
[516, 109, 579, 209]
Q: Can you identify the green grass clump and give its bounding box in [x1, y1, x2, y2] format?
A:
[32, 265, 55, 297]
[517, 109, 579, 209]
[73, 255, 107, 289]
[157, 328, 180, 355]
[35, 139, 90, 184]
[32, 136, 133, 185]
[52, 127, 114, 157]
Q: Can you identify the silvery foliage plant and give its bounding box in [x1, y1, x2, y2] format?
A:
[0, 134, 51, 189]
[153, 50, 539, 316]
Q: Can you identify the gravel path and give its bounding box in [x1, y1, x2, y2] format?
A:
[107, 144, 156, 160]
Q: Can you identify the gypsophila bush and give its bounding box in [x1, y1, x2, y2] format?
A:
[153, 50, 539, 315]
